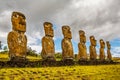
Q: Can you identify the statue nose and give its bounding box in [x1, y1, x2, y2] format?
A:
[68, 31, 71, 34]
[19, 20, 25, 25]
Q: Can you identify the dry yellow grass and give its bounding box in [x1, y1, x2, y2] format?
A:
[0, 53, 40, 61]
[0, 64, 120, 80]
[0, 53, 120, 80]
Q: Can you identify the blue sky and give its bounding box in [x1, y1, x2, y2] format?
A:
[48, 28, 120, 57]
[0, 0, 120, 57]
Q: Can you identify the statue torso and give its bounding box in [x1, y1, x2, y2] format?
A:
[62, 38, 74, 59]
[41, 36, 55, 59]
[78, 43, 87, 59]
[7, 31, 27, 57]
[89, 45, 97, 59]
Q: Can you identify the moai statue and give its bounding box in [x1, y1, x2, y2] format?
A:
[62, 26, 74, 60]
[7, 12, 27, 61]
[99, 39, 105, 61]
[106, 41, 112, 60]
[0, 41, 1, 49]
[89, 36, 97, 60]
[41, 22, 55, 61]
[77, 30, 87, 61]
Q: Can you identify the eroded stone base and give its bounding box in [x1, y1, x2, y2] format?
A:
[42, 58, 56, 66]
[10, 57, 27, 62]
[7, 57, 28, 67]
[62, 58, 74, 65]
[78, 59, 89, 65]
[0, 60, 118, 68]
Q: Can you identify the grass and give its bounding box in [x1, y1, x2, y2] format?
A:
[0, 53, 41, 61]
[1, 53, 120, 62]
[0, 53, 9, 61]
[0, 64, 120, 80]
[0, 53, 120, 80]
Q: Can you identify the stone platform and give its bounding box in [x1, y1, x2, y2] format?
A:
[0, 60, 119, 68]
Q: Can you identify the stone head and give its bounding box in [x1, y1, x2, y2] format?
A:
[43, 22, 54, 37]
[11, 11, 26, 32]
[90, 36, 97, 46]
[62, 26, 72, 39]
[79, 30, 86, 43]
[106, 41, 111, 49]
[100, 39, 105, 48]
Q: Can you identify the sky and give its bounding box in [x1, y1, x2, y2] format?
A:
[0, 0, 120, 57]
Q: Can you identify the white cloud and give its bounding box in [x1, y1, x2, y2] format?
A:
[111, 47, 120, 57]
[30, 45, 42, 53]
[0, 0, 120, 56]
[0, 10, 11, 23]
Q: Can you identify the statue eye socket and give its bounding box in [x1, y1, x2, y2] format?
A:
[17, 15, 19, 17]
[13, 15, 19, 18]
[14, 15, 19, 18]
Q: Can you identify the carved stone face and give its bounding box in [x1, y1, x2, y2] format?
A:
[11, 12, 26, 32]
[100, 39, 105, 48]
[79, 30, 86, 43]
[106, 41, 111, 49]
[90, 36, 96, 46]
[62, 26, 72, 39]
[44, 22, 54, 37]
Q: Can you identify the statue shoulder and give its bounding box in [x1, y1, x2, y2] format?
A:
[42, 36, 48, 41]
[78, 43, 82, 45]
[89, 45, 92, 49]
[78, 43, 82, 46]
[8, 31, 18, 36]
[62, 39, 66, 43]
[42, 36, 51, 43]
[8, 31, 14, 35]
[8, 31, 17, 38]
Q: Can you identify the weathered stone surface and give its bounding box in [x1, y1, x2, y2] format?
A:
[0, 60, 118, 68]
[77, 30, 87, 61]
[62, 58, 74, 65]
[42, 59, 56, 66]
[106, 41, 112, 60]
[99, 39, 105, 61]
[89, 36, 97, 60]
[7, 12, 27, 61]
[61, 26, 74, 60]
[41, 22, 55, 61]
